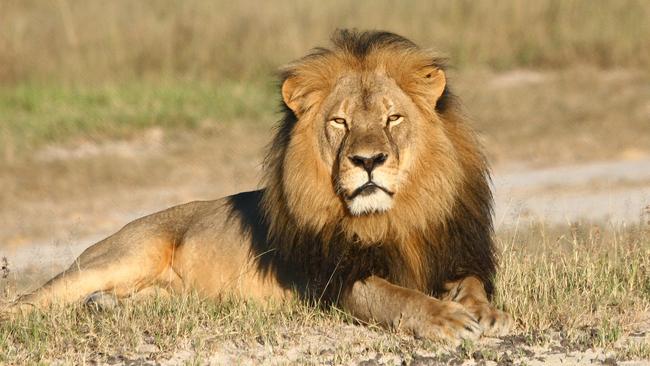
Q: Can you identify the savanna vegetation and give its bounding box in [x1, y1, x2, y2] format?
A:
[0, 1, 649, 364]
[1, 0, 649, 159]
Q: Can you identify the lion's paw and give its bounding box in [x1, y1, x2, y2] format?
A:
[467, 304, 513, 337]
[410, 300, 482, 346]
[84, 291, 119, 311]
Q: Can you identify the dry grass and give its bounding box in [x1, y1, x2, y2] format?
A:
[0, 296, 351, 364]
[1, 0, 649, 84]
[1, 1, 649, 163]
[0, 1, 648, 363]
[1, 223, 648, 364]
[497, 222, 650, 346]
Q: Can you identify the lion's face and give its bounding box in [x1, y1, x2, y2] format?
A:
[318, 73, 419, 215]
[276, 35, 462, 238]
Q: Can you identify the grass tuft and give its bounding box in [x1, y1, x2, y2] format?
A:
[495, 222, 650, 349]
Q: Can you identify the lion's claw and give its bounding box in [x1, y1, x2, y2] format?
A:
[469, 304, 513, 337]
[411, 300, 482, 345]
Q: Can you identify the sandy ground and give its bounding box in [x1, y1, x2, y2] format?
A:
[494, 158, 650, 227]
[104, 324, 650, 366]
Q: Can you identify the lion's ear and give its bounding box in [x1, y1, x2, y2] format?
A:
[421, 66, 446, 103]
[281, 76, 302, 116]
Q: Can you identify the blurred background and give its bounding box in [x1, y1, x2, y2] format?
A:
[0, 0, 649, 286]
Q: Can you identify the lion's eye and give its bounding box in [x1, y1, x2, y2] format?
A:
[386, 114, 403, 125]
[330, 117, 347, 128]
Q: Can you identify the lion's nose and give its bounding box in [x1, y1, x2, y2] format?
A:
[349, 153, 388, 173]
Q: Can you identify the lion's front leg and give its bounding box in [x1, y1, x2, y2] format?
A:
[341, 276, 482, 345]
[442, 276, 513, 337]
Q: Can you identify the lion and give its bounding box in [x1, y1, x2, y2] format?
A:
[6, 30, 512, 344]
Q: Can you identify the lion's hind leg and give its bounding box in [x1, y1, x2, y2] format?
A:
[6, 220, 181, 314]
[442, 276, 513, 336]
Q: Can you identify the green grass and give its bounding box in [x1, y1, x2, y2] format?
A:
[2, 68, 649, 166]
[0, 80, 277, 155]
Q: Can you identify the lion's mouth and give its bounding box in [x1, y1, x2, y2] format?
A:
[347, 181, 394, 200]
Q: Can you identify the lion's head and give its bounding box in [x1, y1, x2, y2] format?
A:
[260, 30, 494, 299]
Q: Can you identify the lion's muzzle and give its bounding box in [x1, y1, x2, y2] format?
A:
[340, 149, 398, 216]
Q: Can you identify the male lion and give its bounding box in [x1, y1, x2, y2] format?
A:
[8, 30, 512, 344]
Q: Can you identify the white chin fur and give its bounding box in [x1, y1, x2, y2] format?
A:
[347, 191, 393, 216]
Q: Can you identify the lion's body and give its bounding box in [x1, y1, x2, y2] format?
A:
[28, 195, 292, 305]
[8, 30, 512, 344]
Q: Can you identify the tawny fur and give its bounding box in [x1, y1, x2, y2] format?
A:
[6, 30, 510, 344]
[260, 30, 495, 301]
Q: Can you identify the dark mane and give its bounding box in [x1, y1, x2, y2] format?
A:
[331, 29, 417, 58]
[227, 30, 496, 305]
